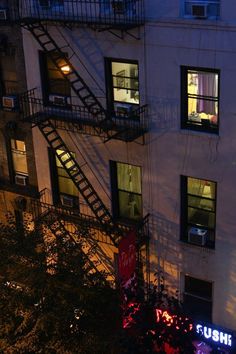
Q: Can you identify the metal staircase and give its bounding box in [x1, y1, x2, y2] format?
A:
[37, 118, 121, 246]
[22, 22, 106, 117]
[39, 210, 115, 284]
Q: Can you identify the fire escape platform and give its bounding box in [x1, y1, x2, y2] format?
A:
[21, 99, 148, 142]
[15, 0, 145, 30]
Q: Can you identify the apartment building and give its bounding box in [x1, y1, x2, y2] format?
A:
[0, 2, 38, 223]
[1, 0, 236, 352]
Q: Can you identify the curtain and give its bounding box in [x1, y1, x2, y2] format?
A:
[197, 72, 217, 114]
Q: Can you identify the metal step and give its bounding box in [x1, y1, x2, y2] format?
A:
[23, 22, 106, 117]
[37, 119, 121, 246]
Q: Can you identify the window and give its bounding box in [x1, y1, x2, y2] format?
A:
[10, 139, 28, 185]
[110, 161, 142, 221]
[0, 55, 18, 96]
[183, 1, 220, 20]
[181, 67, 219, 133]
[184, 275, 213, 322]
[55, 150, 78, 207]
[105, 59, 139, 117]
[181, 176, 216, 248]
[40, 52, 71, 106]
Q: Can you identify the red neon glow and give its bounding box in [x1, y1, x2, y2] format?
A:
[122, 302, 141, 329]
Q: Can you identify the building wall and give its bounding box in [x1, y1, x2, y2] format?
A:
[0, 16, 38, 219]
[21, 0, 236, 332]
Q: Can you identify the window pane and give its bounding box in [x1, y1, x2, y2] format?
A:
[112, 61, 139, 105]
[118, 190, 142, 220]
[185, 275, 212, 299]
[188, 196, 215, 212]
[117, 162, 141, 194]
[56, 150, 75, 169]
[11, 139, 28, 175]
[184, 294, 212, 321]
[188, 178, 215, 199]
[188, 207, 215, 228]
[58, 176, 77, 196]
[186, 69, 219, 129]
[46, 54, 70, 96]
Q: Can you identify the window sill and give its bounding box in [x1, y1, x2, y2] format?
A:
[180, 127, 219, 139]
[180, 239, 215, 251]
[0, 178, 39, 198]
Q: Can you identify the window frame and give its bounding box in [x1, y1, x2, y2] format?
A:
[180, 175, 217, 249]
[110, 160, 142, 222]
[48, 148, 79, 209]
[183, 274, 213, 322]
[39, 51, 71, 107]
[181, 66, 220, 134]
[6, 138, 29, 186]
[105, 58, 140, 119]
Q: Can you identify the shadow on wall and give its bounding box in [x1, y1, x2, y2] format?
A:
[148, 97, 179, 132]
[148, 211, 181, 291]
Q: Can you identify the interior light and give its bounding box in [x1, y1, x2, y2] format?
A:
[61, 65, 71, 74]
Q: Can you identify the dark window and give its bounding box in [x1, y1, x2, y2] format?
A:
[184, 275, 213, 322]
[105, 58, 139, 118]
[40, 51, 71, 106]
[10, 139, 28, 186]
[1, 55, 18, 95]
[181, 67, 219, 133]
[110, 161, 142, 221]
[181, 176, 216, 249]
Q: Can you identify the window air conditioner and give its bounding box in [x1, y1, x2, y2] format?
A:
[2, 96, 17, 110]
[115, 103, 133, 116]
[61, 195, 73, 208]
[112, 1, 125, 15]
[0, 9, 7, 20]
[49, 94, 67, 106]
[15, 174, 27, 186]
[191, 3, 208, 18]
[188, 227, 208, 246]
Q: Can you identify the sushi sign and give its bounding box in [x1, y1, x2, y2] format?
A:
[196, 323, 233, 348]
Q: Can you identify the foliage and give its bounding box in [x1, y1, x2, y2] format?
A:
[0, 211, 121, 353]
[120, 273, 196, 354]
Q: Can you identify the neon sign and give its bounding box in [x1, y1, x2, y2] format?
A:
[196, 324, 232, 347]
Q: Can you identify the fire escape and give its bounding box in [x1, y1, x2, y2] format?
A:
[5, 0, 149, 287]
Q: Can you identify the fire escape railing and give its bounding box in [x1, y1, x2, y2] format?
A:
[13, 0, 144, 28]
[19, 88, 148, 142]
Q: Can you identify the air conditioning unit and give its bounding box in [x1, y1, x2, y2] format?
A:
[61, 195, 73, 208]
[2, 96, 17, 110]
[49, 94, 67, 106]
[115, 103, 133, 116]
[191, 3, 208, 18]
[15, 174, 27, 186]
[0, 9, 7, 20]
[112, 1, 125, 14]
[188, 227, 208, 246]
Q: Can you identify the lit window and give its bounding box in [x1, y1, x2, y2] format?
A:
[183, 0, 220, 20]
[184, 275, 213, 322]
[40, 52, 71, 105]
[181, 176, 216, 248]
[181, 67, 219, 133]
[55, 150, 77, 198]
[11, 139, 28, 174]
[107, 59, 139, 117]
[111, 161, 142, 220]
